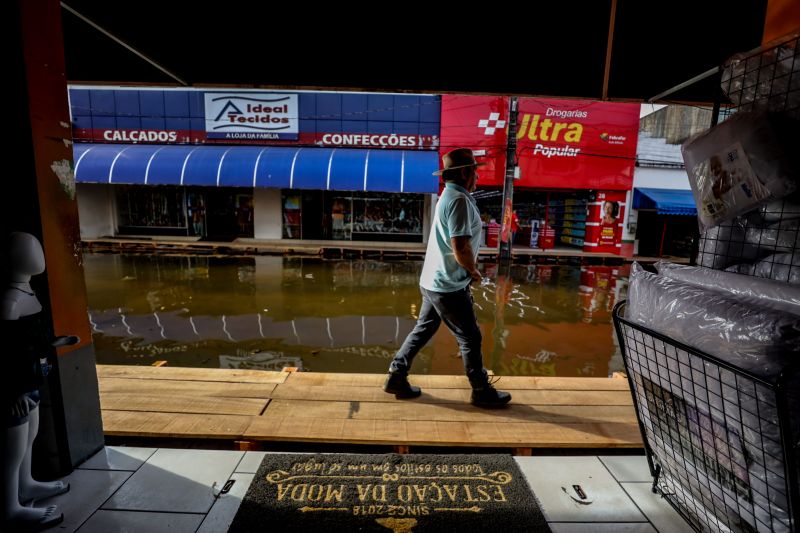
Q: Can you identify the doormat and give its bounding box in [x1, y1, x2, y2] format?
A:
[229, 453, 550, 533]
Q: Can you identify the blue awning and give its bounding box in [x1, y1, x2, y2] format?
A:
[633, 187, 697, 215]
[73, 143, 439, 193]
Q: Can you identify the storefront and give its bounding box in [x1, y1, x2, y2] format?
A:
[281, 190, 424, 242]
[70, 87, 441, 242]
[439, 95, 640, 255]
[112, 185, 253, 239]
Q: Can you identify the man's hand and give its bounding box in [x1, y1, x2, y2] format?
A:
[468, 268, 482, 283]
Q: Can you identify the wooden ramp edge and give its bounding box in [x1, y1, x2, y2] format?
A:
[97, 365, 642, 449]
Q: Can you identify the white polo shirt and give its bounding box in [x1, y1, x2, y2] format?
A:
[419, 182, 482, 293]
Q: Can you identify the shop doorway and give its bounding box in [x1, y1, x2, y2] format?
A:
[301, 191, 324, 240]
[203, 188, 254, 241]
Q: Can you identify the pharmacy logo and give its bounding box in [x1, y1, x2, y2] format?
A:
[478, 113, 506, 135]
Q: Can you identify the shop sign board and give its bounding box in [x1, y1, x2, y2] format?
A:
[516, 98, 639, 190]
[316, 133, 439, 149]
[583, 190, 627, 253]
[204, 92, 299, 140]
[438, 95, 509, 187]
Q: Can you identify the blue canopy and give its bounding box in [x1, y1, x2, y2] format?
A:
[73, 143, 439, 193]
[633, 187, 697, 216]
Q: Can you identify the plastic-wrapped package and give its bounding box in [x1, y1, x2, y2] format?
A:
[754, 253, 800, 284]
[753, 198, 800, 224]
[626, 263, 800, 377]
[696, 220, 755, 269]
[721, 41, 799, 111]
[655, 261, 800, 315]
[681, 112, 799, 232]
[725, 262, 755, 276]
[745, 219, 800, 251]
[624, 263, 800, 532]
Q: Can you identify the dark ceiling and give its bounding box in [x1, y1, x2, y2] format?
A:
[60, 0, 768, 103]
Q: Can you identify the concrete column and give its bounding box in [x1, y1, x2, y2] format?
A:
[9, 0, 103, 475]
[254, 188, 282, 239]
[422, 193, 437, 243]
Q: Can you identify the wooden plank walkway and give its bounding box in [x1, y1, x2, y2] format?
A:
[97, 365, 643, 451]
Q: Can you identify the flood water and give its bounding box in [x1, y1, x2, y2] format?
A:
[84, 254, 630, 377]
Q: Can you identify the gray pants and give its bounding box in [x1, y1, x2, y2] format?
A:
[389, 285, 488, 388]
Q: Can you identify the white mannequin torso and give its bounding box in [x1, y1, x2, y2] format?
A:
[1, 285, 42, 321]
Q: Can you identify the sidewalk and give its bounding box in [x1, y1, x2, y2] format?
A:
[37, 446, 688, 532]
[82, 237, 689, 264]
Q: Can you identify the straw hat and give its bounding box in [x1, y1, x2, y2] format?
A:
[432, 148, 487, 176]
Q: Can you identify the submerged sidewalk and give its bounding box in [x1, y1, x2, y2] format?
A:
[82, 237, 688, 264]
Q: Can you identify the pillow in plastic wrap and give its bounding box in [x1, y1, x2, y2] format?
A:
[696, 221, 755, 269]
[724, 262, 756, 276]
[754, 253, 800, 284]
[626, 263, 800, 377]
[753, 197, 800, 224]
[745, 219, 800, 252]
[682, 112, 799, 233]
[655, 261, 800, 315]
[625, 263, 800, 532]
[721, 43, 798, 108]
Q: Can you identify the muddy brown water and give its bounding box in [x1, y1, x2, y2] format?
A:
[84, 254, 629, 377]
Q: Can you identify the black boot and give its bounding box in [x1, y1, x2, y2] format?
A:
[471, 379, 511, 408]
[383, 372, 421, 399]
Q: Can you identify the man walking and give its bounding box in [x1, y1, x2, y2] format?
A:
[383, 148, 512, 408]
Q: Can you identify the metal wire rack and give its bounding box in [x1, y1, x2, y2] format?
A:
[614, 302, 799, 532]
[614, 32, 800, 532]
[697, 33, 800, 281]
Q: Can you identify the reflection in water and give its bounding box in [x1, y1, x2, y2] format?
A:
[83, 254, 628, 377]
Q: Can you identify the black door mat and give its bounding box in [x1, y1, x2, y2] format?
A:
[229, 452, 550, 532]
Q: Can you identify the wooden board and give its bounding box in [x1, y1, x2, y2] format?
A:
[102, 410, 251, 439]
[283, 372, 631, 391]
[262, 400, 637, 425]
[269, 384, 632, 406]
[96, 366, 642, 449]
[243, 417, 642, 448]
[100, 377, 275, 399]
[100, 392, 268, 417]
[96, 365, 288, 384]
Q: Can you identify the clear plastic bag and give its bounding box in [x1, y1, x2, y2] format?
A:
[655, 261, 800, 315]
[754, 253, 800, 284]
[682, 112, 799, 232]
[626, 263, 800, 378]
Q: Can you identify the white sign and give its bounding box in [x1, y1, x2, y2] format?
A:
[204, 92, 299, 140]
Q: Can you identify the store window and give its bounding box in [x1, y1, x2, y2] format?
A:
[282, 194, 302, 239]
[351, 192, 423, 241]
[281, 190, 424, 242]
[116, 185, 187, 235]
[331, 196, 353, 240]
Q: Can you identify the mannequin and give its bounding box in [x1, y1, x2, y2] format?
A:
[1, 232, 77, 531]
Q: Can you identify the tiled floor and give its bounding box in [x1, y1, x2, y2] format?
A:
[31, 447, 688, 532]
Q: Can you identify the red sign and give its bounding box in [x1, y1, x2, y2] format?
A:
[439, 95, 509, 187]
[73, 129, 439, 150]
[74, 129, 202, 144]
[516, 98, 639, 190]
[583, 190, 627, 253]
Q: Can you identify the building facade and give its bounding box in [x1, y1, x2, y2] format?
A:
[71, 86, 441, 243]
